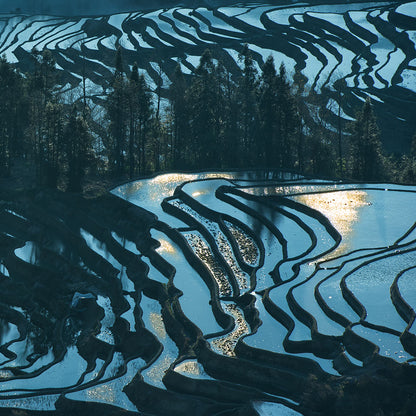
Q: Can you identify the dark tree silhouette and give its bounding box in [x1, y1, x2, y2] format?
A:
[187, 50, 219, 168]
[0, 57, 27, 177]
[64, 106, 92, 192]
[237, 44, 259, 166]
[350, 97, 384, 181]
[258, 55, 278, 168]
[107, 47, 128, 175]
[169, 64, 189, 169]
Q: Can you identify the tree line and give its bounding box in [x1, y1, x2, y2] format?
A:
[0, 46, 415, 193]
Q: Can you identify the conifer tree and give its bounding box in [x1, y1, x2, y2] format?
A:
[303, 89, 338, 176]
[43, 100, 63, 188]
[28, 49, 61, 187]
[275, 63, 298, 170]
[64, 106, 92, 192]
[107, 47, 128, 175]
[128, 64, 138, 179]
[410, 132, 416, 158]
[188, 50, 218, 168]
[169, 63, 189, 169]
[334, 78, 347, 177]
[292, 69, 308, 173]
[398, 132, 416, 183]
[350, 97, 383, 180]
[137, 72, 152, 175]
[237, 45, 259, 166]
[126, 63, 153, 176]
[258, 56, 278, 168]
[0, 57, 27, 177]
[217, 61, 238, 168]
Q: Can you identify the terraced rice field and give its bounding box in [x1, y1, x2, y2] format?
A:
[1, 171, 416, 414]
[0, 1, 415, 147]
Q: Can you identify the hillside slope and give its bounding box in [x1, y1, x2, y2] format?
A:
[0, 1, 415, 151]
[0, 0, 402, 16]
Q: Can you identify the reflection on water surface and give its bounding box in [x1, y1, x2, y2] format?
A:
[1, 172, 416, 415]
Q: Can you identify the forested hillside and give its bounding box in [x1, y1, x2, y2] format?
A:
[0, 1, 415, 192]
[1, 45, 412, 194]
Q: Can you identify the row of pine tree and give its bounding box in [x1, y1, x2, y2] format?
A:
[0, 47, 415, 193]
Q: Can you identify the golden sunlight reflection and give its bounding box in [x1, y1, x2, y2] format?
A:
[156, 238, 177, 256]
[118, 172, 237, 202]
[293, 190, 370, 261]
[192, 190, 207, 197]
[122, 180, 143, 196]
[150, 173, 233, 200]
[292, 190, 368, 237]
[153, 173, 197, 187]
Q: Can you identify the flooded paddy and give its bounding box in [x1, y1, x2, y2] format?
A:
[1, 172, 415, 414]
